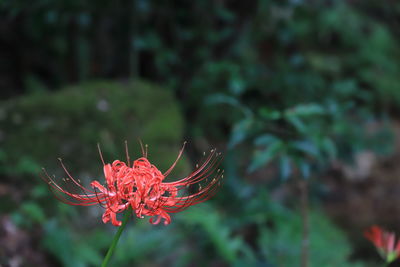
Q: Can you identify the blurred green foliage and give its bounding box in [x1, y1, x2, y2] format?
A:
[1, 0, 400, 266]
[0, 80, 187, 179]
[258, 208, 364, 267]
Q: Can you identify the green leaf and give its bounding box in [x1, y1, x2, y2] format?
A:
[229, 118, 253, 148]
[31, 184, 49, 198]
[181, 205, 244, 263]
[284, 103, 325, 117]
[206, 93, 241, 106]
[259, 107, 281, 120]
[21, 202, 45, 223]
[229, 78, 245, 95]
[280, 156, 292, 180]
[299, 161, 311, 179]
[286, 116, 307, 133]
[206, 93, 252, 118]
[75, 240, 103, 265]
[248, 141, 283, 172]
[15, 156, 41, 175]
[291, 140, 320, 157]
[321, 137, 337, 160]
[254, 134, 279, 146]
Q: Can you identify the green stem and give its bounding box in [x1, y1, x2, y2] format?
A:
[101, 207, 133, 267]
[299, 179, 309, 267]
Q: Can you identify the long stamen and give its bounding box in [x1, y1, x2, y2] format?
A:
[58, 158, 97, 195]
[97, 143, 106, 166]
[125, 140, 130, 167]
[163, 141, 187, 177]
[138, 139, 145, 157]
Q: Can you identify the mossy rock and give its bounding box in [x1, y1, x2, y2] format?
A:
[0, 80, 189, 181]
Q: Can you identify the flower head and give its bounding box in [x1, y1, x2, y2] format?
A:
[364, 225, 400, 263]
[42, 142, 223, 226]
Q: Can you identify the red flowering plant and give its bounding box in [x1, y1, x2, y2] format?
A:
[364, 225, 400, 265]
[42, 141, 223, 266]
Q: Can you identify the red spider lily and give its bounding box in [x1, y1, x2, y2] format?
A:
[364, 225, 400, 263]
[42, 142, 223, 226]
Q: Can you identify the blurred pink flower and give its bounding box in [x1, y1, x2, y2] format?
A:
[365, 225, 400, 263]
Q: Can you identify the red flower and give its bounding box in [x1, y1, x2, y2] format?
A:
[364, 225, 400, 263]
[42, 142, 223, 226]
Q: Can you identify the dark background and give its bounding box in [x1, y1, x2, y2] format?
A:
[1, 0, 400, 266]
